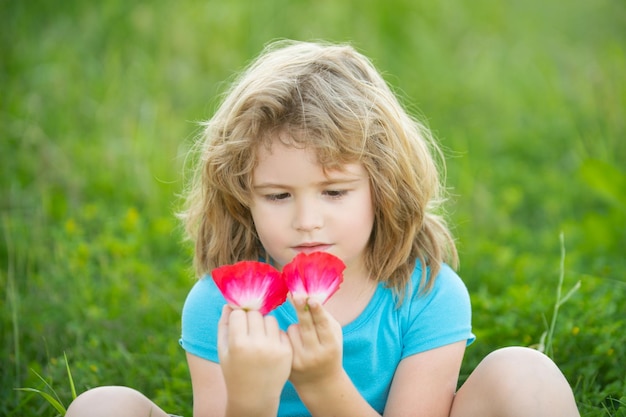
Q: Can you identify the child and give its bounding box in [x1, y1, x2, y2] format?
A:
[66, 40, 579, 417]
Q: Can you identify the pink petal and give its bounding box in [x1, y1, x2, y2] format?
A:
[282, 252, 345, 304]
[212, 261, 288, 315]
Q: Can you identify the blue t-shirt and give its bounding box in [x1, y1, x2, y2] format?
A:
[180, 262, 474, 416]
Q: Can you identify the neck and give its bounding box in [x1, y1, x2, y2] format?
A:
[324, 267, 378, 326]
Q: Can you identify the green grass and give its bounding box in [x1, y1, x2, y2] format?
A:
[1, 1, 625, 416]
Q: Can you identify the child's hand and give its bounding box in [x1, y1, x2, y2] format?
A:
[217, 305, 292, 414]
[287, 296, 344, 389]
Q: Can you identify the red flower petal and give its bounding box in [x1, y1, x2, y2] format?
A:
[282, 252, 346, 304]
[212, 261, 288, 315]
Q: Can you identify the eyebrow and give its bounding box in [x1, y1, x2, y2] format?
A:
[253, 177, 364, 190]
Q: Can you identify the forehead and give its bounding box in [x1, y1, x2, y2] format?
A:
[258, 128, 359, 164]
[256, 139, 315, 165]
[253, 139, 366, 181]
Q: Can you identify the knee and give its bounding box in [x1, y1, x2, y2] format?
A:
[479, 347, 578, 413]
[477, 347, 567, 389]
[482, 346, 553, 369]
[65, 386, 148, 417]
[455, 347, 579, 416]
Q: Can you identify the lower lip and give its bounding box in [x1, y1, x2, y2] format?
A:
[293, 245, 332, 254]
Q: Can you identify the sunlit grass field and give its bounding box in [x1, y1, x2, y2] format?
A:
[2, 1, 625, 416]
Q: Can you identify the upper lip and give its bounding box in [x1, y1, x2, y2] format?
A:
[293, 242, 330, 249]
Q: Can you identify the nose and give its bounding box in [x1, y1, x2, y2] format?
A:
[292, 196, 323, 231]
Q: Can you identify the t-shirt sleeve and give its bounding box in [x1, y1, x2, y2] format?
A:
[179, 277, 226, 363]
[401, 264, 475, 359]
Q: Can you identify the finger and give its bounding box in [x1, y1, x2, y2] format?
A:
[217, 305, 232, 355]
[264, 315, 281, 340]
[246, 310, 265, 338]
[292, 296, 313, 329]
[287, 324, 303, 351]
[218, 304, 233, 329]
[293, 297, 320, 346]
[227, 309, 249, 344]
[307, 300, 336, 345]
[280, 330, 291, 347]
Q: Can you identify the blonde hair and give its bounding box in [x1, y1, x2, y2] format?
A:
[180, 40, 458, 296]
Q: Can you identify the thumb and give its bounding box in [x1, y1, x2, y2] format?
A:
[217, 304, 233, 359]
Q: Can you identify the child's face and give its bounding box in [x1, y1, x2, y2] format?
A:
[250, 139, 375, 278]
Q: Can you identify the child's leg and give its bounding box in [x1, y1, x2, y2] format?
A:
[65, 386, 171, 417]
[450, 347, 580, 417]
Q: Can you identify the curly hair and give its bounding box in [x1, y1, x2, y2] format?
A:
[180, 40, 458, 297]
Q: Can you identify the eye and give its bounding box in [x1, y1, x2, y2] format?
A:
[264, 192, 291, 201]
[324, 189, 348, 199]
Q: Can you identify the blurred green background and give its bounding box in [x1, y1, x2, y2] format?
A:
[1, 0, 624, 416]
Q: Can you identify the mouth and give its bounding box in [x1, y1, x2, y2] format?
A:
[292, 243, 332, 254]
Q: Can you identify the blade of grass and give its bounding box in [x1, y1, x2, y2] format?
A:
[3, 214, 21, 386]
[64, 352, 77, 400]
[544, 232, 581, 358]
[14, 388, 66, 415]
[16, 369, 67, 415]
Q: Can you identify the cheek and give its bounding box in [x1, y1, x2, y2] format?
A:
[250, 205, 280, 240]
[352, 209, 375, 239]
[340, 193, 375, 235]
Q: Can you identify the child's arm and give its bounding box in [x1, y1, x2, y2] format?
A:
[187, 306, 293, 417]
[187, 353, 226, 417]
[384, 341, 466, 416]
[287, 297, 381, 417]
[288, 298, 466, 417]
